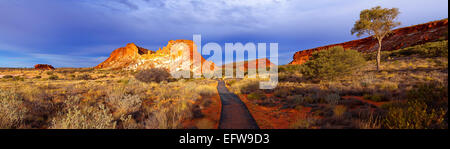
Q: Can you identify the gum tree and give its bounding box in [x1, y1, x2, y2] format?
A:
[351, 6, 400, 71]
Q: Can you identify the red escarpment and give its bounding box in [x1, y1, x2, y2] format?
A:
[95, 40, 216, 73]
[290, 19, 448, 65]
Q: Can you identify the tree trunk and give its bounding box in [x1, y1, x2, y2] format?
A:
[376, 39, 382, 71]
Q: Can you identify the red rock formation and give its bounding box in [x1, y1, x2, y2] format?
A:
[221, 58, 276, 71]
[290, 19, 448, 65]
[34, 64, 55, 70]
[95, 40, 216, 73]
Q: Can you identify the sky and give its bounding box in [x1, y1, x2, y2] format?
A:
[0, 0, 448, 67]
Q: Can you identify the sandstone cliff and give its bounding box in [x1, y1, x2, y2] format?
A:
[95, 40, 216, 73]
[290, 19, 448, 65]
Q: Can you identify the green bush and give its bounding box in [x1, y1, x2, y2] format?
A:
[300, 46, 366, 80]
[247, 91, 267, 101]
[407, 82, 448, 108]
[391, 40, 448, 58]
[363, 94, 386, 102]
[134, 68, 171, 83]
[382, 100, 447, 129]
[274, 88, 291, 98]
[365, 40, 448, 60]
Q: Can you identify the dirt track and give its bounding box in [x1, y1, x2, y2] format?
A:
[217, 80, 259, 129]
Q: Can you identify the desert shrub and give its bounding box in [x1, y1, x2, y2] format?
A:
[287, 95, 306, 105]
[34, 75, 42, 79]
[2, 75, 13, 79]
[120, 115, 142, 129]
[300, 46, 366, 80]
[46, 71, 54, 75]
[357, 113, 381, 129]
[134, 68, 171, 83]
[390, 40, 448, 58]
[290, 116, 318, 129]
[407, 82, 448, 109]
[325, 93, 341, 105]
[274, 87, 291, 98]
[278, 64, 303, 74]
[76, 74, 91, 80]
[106, 88, 142, 118]
[48, 75, 59, 80]
[50, 100, 116, 129]
[382, 100, 447, 129]
[366, 40, 449, 60]
[195, 85, 217, 97]
[363, 94, 386, 102]
[143, 99, 192, 129]
[229, 79, 260, 94]
[333, 105, 347, 119]
[0, 89, 28, 128]
[13, 76, 24, 81]
[377, 81, 398, 91]
[247, 90, 267, 101]
[196, 119, 215, 129]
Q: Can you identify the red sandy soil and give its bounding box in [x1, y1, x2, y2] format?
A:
[239, 94, 310, 129]
[342, 96, 388, 108]
[182, 93, 222, 129]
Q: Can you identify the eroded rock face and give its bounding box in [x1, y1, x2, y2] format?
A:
[34, 64, 55, 70]
[290, 19, 449, 65]
[95, 40, 216, 73]
[221, 58, 276, 71]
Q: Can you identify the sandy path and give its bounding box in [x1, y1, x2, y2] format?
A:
[217, 80, 259, 129]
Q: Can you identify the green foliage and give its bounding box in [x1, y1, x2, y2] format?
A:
[300, 46, 366, 80]
[247, 90, 267, 101]
[407, 82, 448, 109]
[279, 65, 303, 74]
[274, 88, 291, 98]
[351, 6, 401, 39]
[390, 40, 448, 58]
[134, 68, 172, 83]
[382, 100, 447, 129]
[363, 94, 387, 102]
[365, 41, 449, 60]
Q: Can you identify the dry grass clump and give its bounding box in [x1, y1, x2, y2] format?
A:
[194, 85, 217, 97]
[106, 86, 142, 118]
[143, 98, 193, 129]
[134, 68, 171, 83]
[50, 97, 116, 129]
[227, 78, 260, 94]
[0, 89, 28, 128]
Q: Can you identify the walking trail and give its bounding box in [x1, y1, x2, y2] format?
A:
[217, 80, 259, 129]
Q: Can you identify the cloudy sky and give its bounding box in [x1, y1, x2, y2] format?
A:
[0, 0, 448, 67]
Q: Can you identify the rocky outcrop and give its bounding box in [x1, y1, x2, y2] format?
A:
[34, 64, 55, 70]
[290, 19, 449, 65]
[95, 40, 216, 73]
[221, 58, 276, 71]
